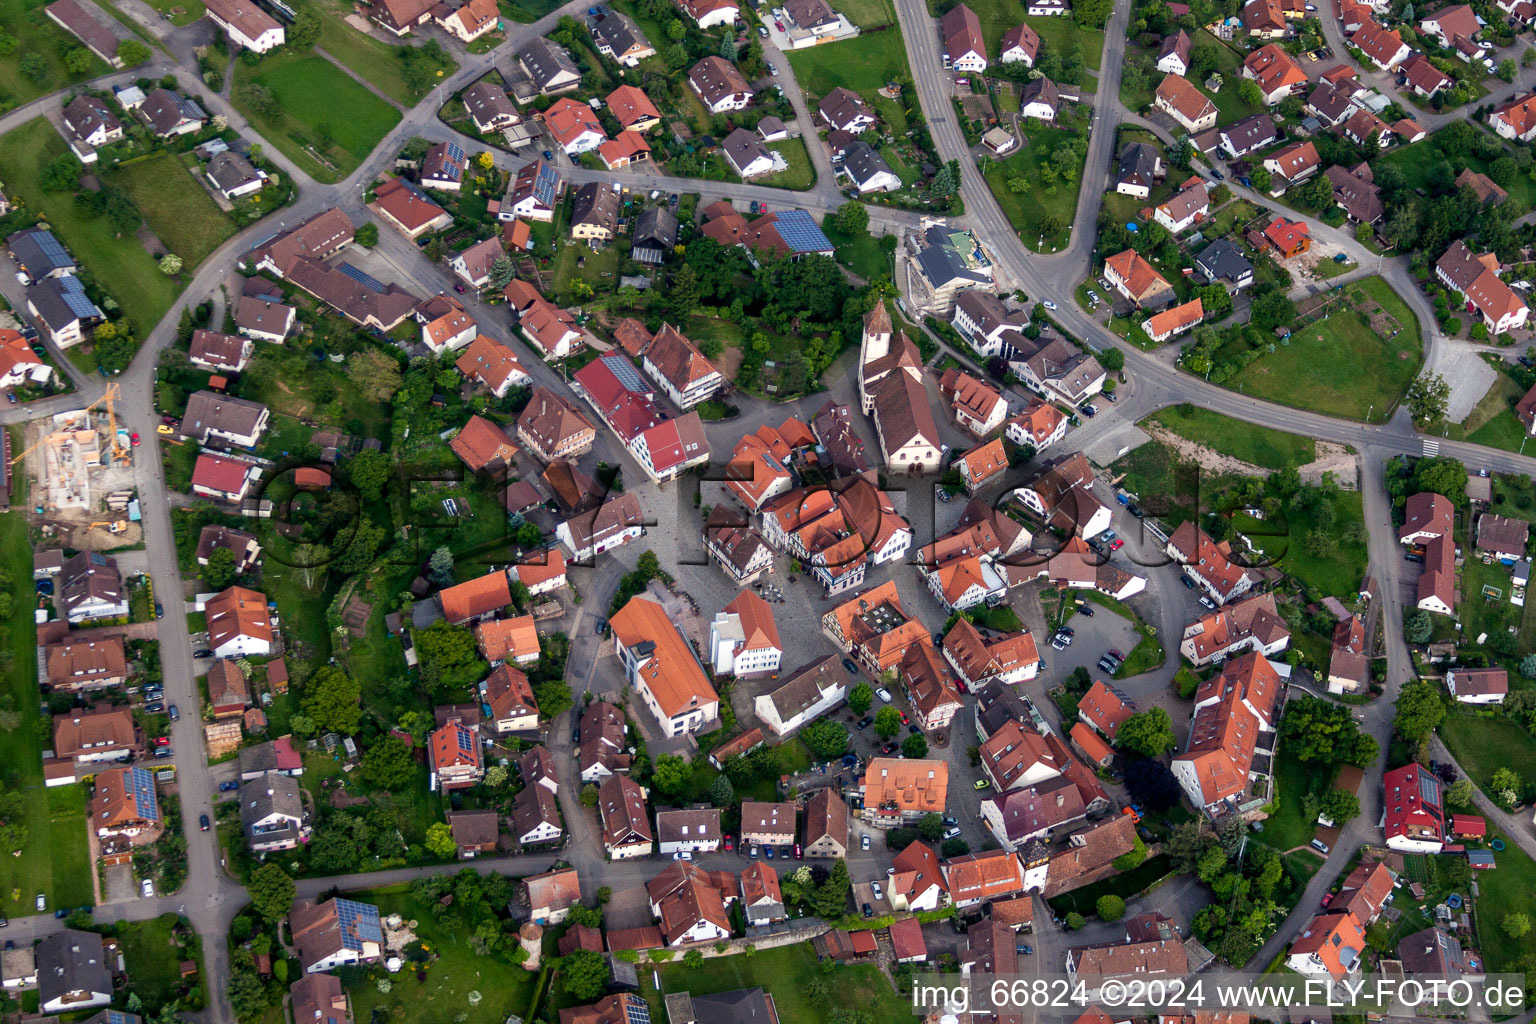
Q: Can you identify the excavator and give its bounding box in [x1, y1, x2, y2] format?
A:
[84, 521, 127, 535]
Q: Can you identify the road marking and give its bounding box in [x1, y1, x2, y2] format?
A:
[1421, 439, 1441, 456]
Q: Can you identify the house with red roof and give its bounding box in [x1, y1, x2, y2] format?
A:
[449, 415, 517, 472]
[544, 97, 606, 154]
[1384, 762, 1444, 852]
[1070, 722, 1116, 767]
[1166, 521, 1259, 604]
[1259, 216, 1310, 258]
[191, 454, 260, 502]
[429, 717, 484, 790]
[1104, 249, 1175, 308]
[1285, 911, 1367, 981]
[1352, 19, 1411, 69]
[1171, 653, 1282, 816]
[888, 917, 928, 962]
[1495, 93, 1536, 141]
[1077, 680, 1135, 740]
[606, 84, 661, 131]
[1141, 297, 1203, 344]
[1242, 44, 1308, 104]
[1450, 813, 1486, 838]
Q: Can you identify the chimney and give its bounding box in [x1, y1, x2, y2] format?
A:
[1056, 793, 1064, 807]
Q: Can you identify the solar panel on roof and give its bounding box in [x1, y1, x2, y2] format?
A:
[624, 1000, 651, 1024]
[29, 230, 71, 268]
[56, 276, 101, 319]
[457, 725, 475, 753]
[334, 898, 383, 948]
[446, 142, 465, 163]
[772, 209, 832, 253]
[128, 766, 160, 821]
[534, 163, 558, 205]
[599, 354, 648, 394]
[337, 262, 386, 293]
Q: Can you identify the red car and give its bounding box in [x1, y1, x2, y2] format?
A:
[775, 19, 785, 29]
[899, 711, 909, 725]
[154, 736, 170, 747]
[130, 432, 140, 446]
[1110, 539, 1124, 551]
[1320, 892, 1334, 908]
[724, 835, 734, 851]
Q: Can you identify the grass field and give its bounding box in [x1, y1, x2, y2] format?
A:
[1146, 407, 1317, 470]
[1224, 277, 1422, 421]
[311, 3, 456, 106]
[0, 118, 182, 335]
[112, 154, 236, 270]
[118, 914, 201, 1012]
[1466, 826, 1536, 972]
[1447, 358, 1529, 454]
[836, 0, 896, 25]
[232, 52, 402, 182]
[643, 943, 910, 1022]
[785, 28, 911, 96]
[141, 0, 204, 23]
[1261, 747, 1323, 852]
[1379, 135, 1536, 215]
[821, 219, 892, 281]
[982, 122, 1084, 251]
[0, 514, 94, 915]
[0, 0, 111, 107]
[1233, 490, 1368, 599]
[962, 0, 1104, 70]
[346, 886, 537, 1024]
[1441, 711, 1536, 796]
[759, 138, 816, 191]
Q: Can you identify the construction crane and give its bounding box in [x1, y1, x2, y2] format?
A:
[7, 385, 127, 466]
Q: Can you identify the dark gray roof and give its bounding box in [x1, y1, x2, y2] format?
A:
[690, 989, 779, 1024]
[238, 740, 279, 777]
[589, 9, 647, 56]
[1193, 239, 1253, 284]
[28, 275, 100, 332]
[570, 180, 619, 232]
[1220, 113, 1278, 155]
[1020, 76, 1060, 111]
[632, 205, 678, 254]
[206, 150, 263, 192]
[8, 227, 75, 275]
[842, 140, 894, 187]
[36, 929, 110, 1008]
[62, 95, 121, 142]
[240, 774, 305, 844]
[462, 81, 519, 126]
[765, 655, 853, 722]
[182, 391, 268, 442]
[1117, 142, 1159, 188]
[915, 225, 991, 289]
[976, 679, 1032, 737]
[139, 88, 200, 135]
[722, 126, 770, 172]
[517, 37, 578, 89]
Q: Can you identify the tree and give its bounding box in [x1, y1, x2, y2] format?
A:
[360, 736, 416, 789]
[248, 863, 295, 922]
[651, 753, 690, 795]
[1248, 165, 1273, 193]
[425, 822, 457, 858]
[1100, 348, 1125, 372]
[1404, 609, 1434, 644]
[355, 223, 380, 247]
[1410, 457, 1468, 500]
[301, 665, 362, 734]
[1096, 895, 1126, 921]
[1116, 708, 1177, 757]
[708, 773, 734, 807]
[848, 682, 874, 715]
[873, 706, 901, 739]
[683, 948, 705, 968]
[348, 448, 391, 501]
[902, 733, 929, 759]
[1073, 0, 1112, 27]
[351, 349, 402, 404]
[1406, 372, 1450, 425]
[1122, 755, 1183, 809]
[1492, 768, 1522, 808]
[414, 620, 483, 694]
[802, 719, 850, 758]
[1446, 778, 1474, 807]
[580, 783, 599, 808]
[1065, 912, 1086, 930]
[1508, 913, 1533, 939]
[562, 948, 609, 1000]
[428, 546, 455, 587]
[63, 47, 91, 74]
[811, 859, 851, 917]
[1394, 679, 1445, 745]
[331, 518, 386, 575]
[1113, 835, 1148, 871]
[834, 201, 869, 235]
[19, 51, 45, 82]
[202, 546, 239, 589]
[488, 256, 516, 290]
[1319, 789, 1360, 826]
[917, 813, 945, 841]
[117, 38, 151, 65]
[1280, 695, 1378, 767]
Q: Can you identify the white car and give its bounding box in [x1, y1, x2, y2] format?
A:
[141, 878, 155, 897]
[1042, 300, 1057, 310]
[876, 687, 893, 703]
[871, 881, 883, 901]
[861, 834, 871, 850]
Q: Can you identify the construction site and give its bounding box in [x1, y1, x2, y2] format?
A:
[20, 385, 144, 550]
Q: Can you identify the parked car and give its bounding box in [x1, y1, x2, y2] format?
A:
[1075, 601, 1094, 617]
[154, 602, 163, 619]
[875, 687, 893, 703]
[871, 881, 883, 900]
[862, 902, 873, 917]
[1016, 944, 1033, 955]
[219, 781, 240, 792]
[1080, 403, 1098, 417]
[1180, 575, 1196, 590]
[199, 814, 209, 831]
[973, 778, 991, 790]
[942, 816, 959, 826]
[1041, 300, 1057, 310]
[724, 835, 734, 851]
[1310, 838, 1330, 854]
[842, 658, 859, 675]
[765, 845, 775, 859]
[861, 834, 871, 850]
[34, 894, 44, 912]
[856, 716, 874, 730]
[757, 24, 768, 35]
[942, 827, 961, 840]
[168, 705, 179, 721]
[192, 649, 213, 658]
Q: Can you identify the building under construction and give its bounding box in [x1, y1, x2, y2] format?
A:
[41, 410, 101, 512]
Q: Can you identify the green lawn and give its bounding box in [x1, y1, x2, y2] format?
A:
[1233, 491, 1368, 599]
[785, 27, 912, 98]
[1447, 358, 1530, 455]
[1145, 407, 1317, 470]
[643, 943, 910, 1023]
[312, 4, 457, 106]
[821, 219, 892, 281]
[982, 122, 1084, 252]
[759, 139, 816, 191]
[0, 118, 181, 336]
[1200, 33, 1267, 126]
[0, 513, 94, 915]
[1113, 623, 1165, 679]
[1441, 712, 1536, 796]
[835, 0, 896, 26]
[1261, 746, 1322, 852]
[111, 153, 237, 270]
[1466, 826, 1536, 972]
[1224, 277, 1422, 421]
[1378, 135, 1536, 215]
[231, 52, 402, 182]
[0, 0, 111, 107]
[961, 0, 1104, 70]
[117, 914, 203, 1012]
[346, 886, 538, 1024]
